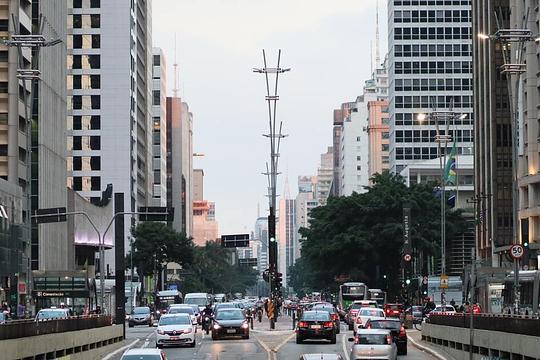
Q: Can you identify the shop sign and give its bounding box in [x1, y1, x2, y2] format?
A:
[18, 282, 26, 294]
[33, 290, 89, 298]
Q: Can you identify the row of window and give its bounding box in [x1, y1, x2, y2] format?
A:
[395, 129, 473, 143]
[67, 115, 101, 130]
[395, 95, 472, 108]
[394, 27, 471, 41]
[67, 135, 101, 151]
[395, 78, 472, 92]
[68, 74, 101, 90]
[69, 34, 101, 49]
[410, 174, 474, 186]
[394, 10, 470, 23]
[68, 156, 101, 171]
[395, 44, 471, 58]
[71, 0, 100, 8]
[69, 14, 100, 29]
[69, 176, 101, 192]
[394, 61, 472, 74]
[395, 145, 472, 160]
[68, 95, 101, 110]
[395, 112, 473, 126]
[68, 54, 100, 69]
[393, 0, 470, 5]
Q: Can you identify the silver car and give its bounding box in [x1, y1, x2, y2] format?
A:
[349, 329, 397, 360]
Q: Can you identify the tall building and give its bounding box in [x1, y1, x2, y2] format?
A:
[316, 147, 334, 205]
[295, 176, 318, 260]
[151, 48, 168, 207]
[388, 2, 474, 174]
[332, 103, 354, 197]
[67, 0, 153, 271]
[510, 0, 540, 268]
[191, 169, 218, 246]
[166, 97, 193, 236]
[472, 0, 513, 265]
[278, 198, 295, 289]
[254, 217, 268, 274]
[367, 99, 390, 179]
[193, 169, 204, 201]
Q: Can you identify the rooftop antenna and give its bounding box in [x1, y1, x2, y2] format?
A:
[173, 33, 179, 98]
[375, 0, 380, 67]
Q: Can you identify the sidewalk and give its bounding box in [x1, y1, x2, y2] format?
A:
[407, 329, 457, 360]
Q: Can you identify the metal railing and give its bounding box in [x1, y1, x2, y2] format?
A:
[0, 315, 112, 340]
[427, 313, 540, 337]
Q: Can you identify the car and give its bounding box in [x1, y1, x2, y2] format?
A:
[214, 302, 242, 312]
[0, 312, 7, 324]
[120, 348, 167, 360]
[299, 355, 344, 360]
[349, 329, 397, 360]
[406, 305, 424, 324]
[346, 301, 378, 330]
[214, 293, 227, 303]
[155, 313, 196, 348]
[128, 306, 153, 327]
[182, 303, 201, 323]
[296, 310, 337, 344]
[167, 305, 197, 325]
[35, 308, 70, 321]
[383, 303, 404, 319]
[365, 318, 407, 355]
[353, 307, 386, 335]
[311, 303, 341, 334]
[184, 292, 213, 312]
[212, 308, 250, 340]
[427, 304, 457, 318]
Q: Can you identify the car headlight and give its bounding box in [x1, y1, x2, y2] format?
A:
[241, 322, 249, 329]
[157, 329, 165, 335]
[213, 323, 221, 330]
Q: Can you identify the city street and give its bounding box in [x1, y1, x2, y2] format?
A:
[107, 316, 439, 360]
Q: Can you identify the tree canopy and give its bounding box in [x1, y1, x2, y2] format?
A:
[293, 171, 467, 298]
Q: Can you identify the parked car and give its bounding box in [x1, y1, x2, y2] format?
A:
[212, 308, 250, 340]
[353, 307, 386, 335]
[383, 303, 404, 319]
[349, 329, 397, 360]
[155, 313, 196, 348]
[311, 303, 341, 334]
[128, 306, 153, 327]
[365, 318, 407, 355]
[35, 308, 70, 321]
[296, 310, 337, 344]
[167, 305, 197, 326]
[120, 348, 167, 360]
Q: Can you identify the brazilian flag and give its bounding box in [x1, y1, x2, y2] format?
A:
[444, 141, 457, 186]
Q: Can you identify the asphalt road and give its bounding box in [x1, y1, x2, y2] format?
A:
[106, 318, 440, 360]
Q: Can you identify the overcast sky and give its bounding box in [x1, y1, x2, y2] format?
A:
[153, 0, 388, 234]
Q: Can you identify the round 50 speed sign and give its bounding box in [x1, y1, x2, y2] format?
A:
[509, 244, 524, 259]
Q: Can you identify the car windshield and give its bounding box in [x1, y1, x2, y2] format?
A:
[369, 320, 401, 330]
[169, 307, 193, 314]
[302, 312, 330, 321]
[350, 304, 363, 310]
[412, 306, 423, 311]
[312, 305, 333, 313]
[159, 315, 191, 325]
[216, 309, 244, 320]
[358, 334, 388, 345]
[133, 307, 150, 314]
[121, 355, 162, 360]
[360, 309, 383, 317]
[185, 297, 208, 306]
[217, 303, 236, 309]
[36, 310, 67, 319]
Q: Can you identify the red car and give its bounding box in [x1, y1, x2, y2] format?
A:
[383, 303, 404, 318]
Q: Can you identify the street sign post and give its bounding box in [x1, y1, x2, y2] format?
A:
[403, 254, 412, 262]
[32, 207, 67, 224]
[509, 244, 524, 259]
[440, 275, 449, 289]
[221, 234, 250, 248]
[239, 258, 258, 267]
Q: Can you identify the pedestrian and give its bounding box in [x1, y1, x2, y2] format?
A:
[17, 302, 26, 319]
[450, 299, 456, 308]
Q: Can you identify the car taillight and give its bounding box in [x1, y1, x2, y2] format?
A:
[324, 321, 333, 327]
[386, 334, 393, 345]
[399, 326, 406, 338]
[331, 313, 338, 320]
[298, 321, 308, 328]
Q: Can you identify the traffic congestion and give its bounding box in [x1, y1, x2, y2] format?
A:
[111, 289, 442, 360]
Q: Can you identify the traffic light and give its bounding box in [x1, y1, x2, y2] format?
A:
[275, 272, 283, 291]
[405, 278, 411, 286]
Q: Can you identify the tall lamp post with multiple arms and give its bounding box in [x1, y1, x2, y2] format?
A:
[253, 50, 290, 329]
[478, 28, 540, 313]
[417, 110, 467, 305]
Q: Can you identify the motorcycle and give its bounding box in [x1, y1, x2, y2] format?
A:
[202, 315, 213, 335]
[256, 308, 263, 322]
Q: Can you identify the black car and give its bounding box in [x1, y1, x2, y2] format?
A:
[311, 304, 341, 334]
[211, 308, 249, 340]
[296, 310, 336, 344]
[128, 306, 153, 327]
[365, 318, 407, 355]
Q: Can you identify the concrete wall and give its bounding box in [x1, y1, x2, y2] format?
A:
[422, 322, 540, 360]
[2, 325, 123, 360]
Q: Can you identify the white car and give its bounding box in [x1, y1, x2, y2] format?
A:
[121, 348, 167, 360]
[427, 305, 456, 317]
[155, 314, 196, 348]
[353, 307, 386, 335]
[349, 329, 397, 360]
[167, 305, 198, 326]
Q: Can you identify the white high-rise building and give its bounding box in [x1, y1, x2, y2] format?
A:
[316, 147, 334, 206]
[295, 176, 318, 260]
[278, 198, 296, 289]
[388, 2, 473, 173]
[254, 217, 268, 274]
[67, 0, 153, 270]
[151, 48, 168, 207]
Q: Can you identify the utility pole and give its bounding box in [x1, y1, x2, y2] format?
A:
[253, 50, 290, 329]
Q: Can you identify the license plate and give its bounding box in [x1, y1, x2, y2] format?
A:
[227, 329, 236, 334]
[170, 336, 179, 340]
[310, 324, 321, 329]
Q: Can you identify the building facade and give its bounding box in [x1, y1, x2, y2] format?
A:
[278, 198, 295, 289]
[254, 217, 268, 274]
[388, 1, 474, 174]
[67, 0, 153, 272]
[316, 147, 333, 205]
[367, 99, 390, 179]
[295, 176, 318, 260]
[151, 48, 167, 207]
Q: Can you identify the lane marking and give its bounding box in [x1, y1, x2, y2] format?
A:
[408, 333, 448, 360]
[255, 336, 273, 360]
[272, 332, 295, 353]
[102, 339, 140, 360]
[341, 332, 351, 360]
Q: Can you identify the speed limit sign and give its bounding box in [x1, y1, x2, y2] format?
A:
[509, 244, 524, 259]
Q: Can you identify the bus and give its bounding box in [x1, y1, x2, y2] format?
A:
[501, 270, 540, 315]
[338, 282, 369, 312]
[368, 288, 387, 307]
[155, 290, 183, 313]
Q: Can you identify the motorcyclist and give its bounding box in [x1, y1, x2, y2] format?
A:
[201, 304, 214, 333]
